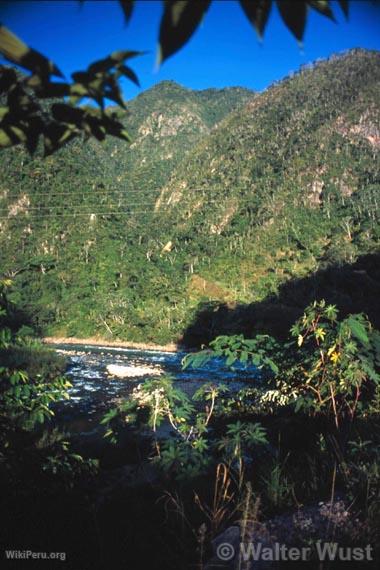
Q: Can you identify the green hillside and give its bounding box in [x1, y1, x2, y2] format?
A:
[0, 49, 379, 344]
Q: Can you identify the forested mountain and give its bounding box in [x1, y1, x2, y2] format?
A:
[0, 49, 379, 344]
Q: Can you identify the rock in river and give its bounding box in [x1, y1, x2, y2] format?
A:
[106, 363, 163, 378]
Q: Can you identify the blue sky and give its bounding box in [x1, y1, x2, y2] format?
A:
[0, 0, 379, 99]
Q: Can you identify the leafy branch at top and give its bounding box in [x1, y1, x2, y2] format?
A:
[0, 1, 351, 154]
[0, 22, 143, 154]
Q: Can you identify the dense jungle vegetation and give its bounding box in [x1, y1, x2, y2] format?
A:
[1, 278, 379, 569]
[0, 46, 379, 569]
[0, 49, 379, 344]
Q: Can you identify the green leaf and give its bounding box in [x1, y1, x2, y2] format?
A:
[245, 422, 268, 445]
[239, 0, 272, 38]
[240, 350, 249, 364]
[43, 122, 77, 156]
[346, 315, 369, 345]
[117, 64, 140, 87]
[0, 128, 13, 148]
[118, 0, 135, 23]
[70, 453, 84, 462]
[226, 353, 237, 367]
[52, 103, 84, 126]
[100, 407, 119, 424]
[325, 304, 338, 321]
[266, 358, 279, 374]
[87, 50, 142, 74]
[0, 67, 18, 93]
[158, 0, 211, 65]
[338, 0, 349, 19]
[308, 1, 335, 21]
[182, 350, 212, 370]
[32, 80, 70, 99]
[37, 411, 45, 424]
[276, 0, 307, 41]
[0, 25, 63, 77]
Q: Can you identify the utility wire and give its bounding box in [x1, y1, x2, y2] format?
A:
[0, 208, 235, 220]
[0, 210, 157, 220]
[4, 189, 164, 199]
[2, 187, 245, 199]
[0, 197, 259, 214]
[0, 204, 258, 220]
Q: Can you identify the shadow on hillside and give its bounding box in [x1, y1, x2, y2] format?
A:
[180, 252, 380, 348]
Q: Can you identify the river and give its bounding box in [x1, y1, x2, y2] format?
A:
[51, 343, 255, 439]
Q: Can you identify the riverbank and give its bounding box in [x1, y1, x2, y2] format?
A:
[42, 336, 182, 353]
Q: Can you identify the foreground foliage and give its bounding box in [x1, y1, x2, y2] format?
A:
[102, 301, 380, 519]
[184, 301, 380, 431]
[1, 289, 379, 568]
[0, 279, 98, 492]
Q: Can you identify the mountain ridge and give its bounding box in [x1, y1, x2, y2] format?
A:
[0, 48, 379, 344]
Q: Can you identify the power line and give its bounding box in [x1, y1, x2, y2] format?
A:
[0, 210, 157, 221]
[2, 199, 166, 211]
[5, 195, 374, 220]
[0, 197, 258, 215]
[2, 187, 244, 199]
[0, 203, 258, 220]
[4, 188, 163, 199]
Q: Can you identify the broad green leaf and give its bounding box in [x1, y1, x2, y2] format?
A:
[52, 103, 84, 125]
[338, 0, 349, 18]
[346, 315, 369, 345]
[276, 0, 307, 41]
[32, 81, 70, 98]
[0, 128, 13, 148]
[0, 25, 63, 77]
[267, 358, 279, 374]
[226, 353, 237, 367]
[0, 125, 26, 148]
[71, 70, 92, 83]
[117, 64, 140, 87]
[84, 117, 106, 141]
[87, 50, 142, 74]
[308, 1, 335, 21]
[118, 0, 135, 23]
[37, 411, 45, 424]
[0, 67, 17, 93]
[240, 350, 249, 364]
[43, 122, 77, 155]
[239, 0, 272, 38]
[158, 0, 211, 65]
[70, 453, 84, 462]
